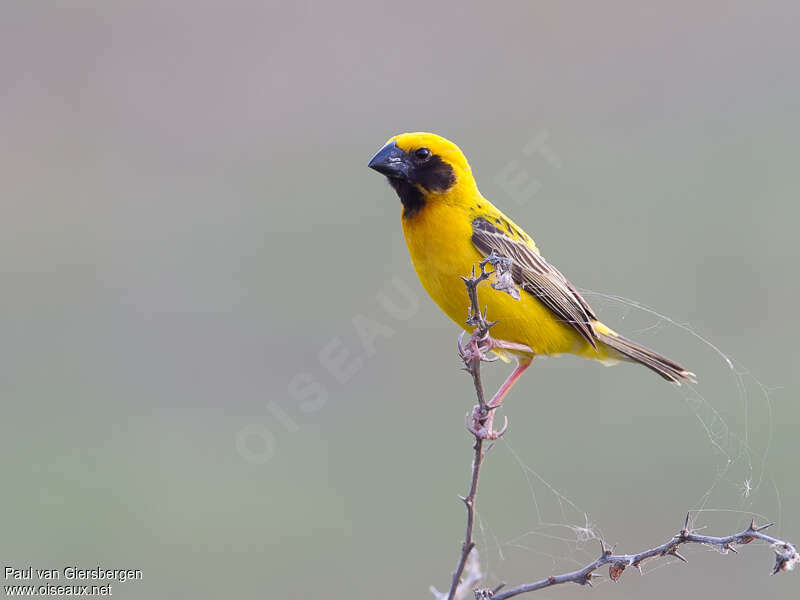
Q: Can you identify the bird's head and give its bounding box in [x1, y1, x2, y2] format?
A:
[368, 132, 474, 218]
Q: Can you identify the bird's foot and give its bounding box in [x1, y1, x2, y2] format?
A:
[458, 331, 533, 366]
[458, 330, 498, 365]
[466, 404, 508, 440]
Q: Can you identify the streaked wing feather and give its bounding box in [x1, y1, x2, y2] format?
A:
[471, 217, 598, 348]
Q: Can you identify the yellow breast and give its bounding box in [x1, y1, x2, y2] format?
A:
[401, 198, 591, 357]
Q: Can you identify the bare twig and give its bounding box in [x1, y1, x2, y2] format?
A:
[438, 258, 798, 600]
[445, 258, 498, 600]
[445, 436, 484, 600]
[492, 514, 798, 599]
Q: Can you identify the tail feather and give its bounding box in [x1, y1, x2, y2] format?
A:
[594, 329, 696, 385]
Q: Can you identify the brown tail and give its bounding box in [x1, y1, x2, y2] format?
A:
[594, 330, 696, 385]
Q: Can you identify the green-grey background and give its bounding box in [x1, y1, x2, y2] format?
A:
[2, 2, 798, 598]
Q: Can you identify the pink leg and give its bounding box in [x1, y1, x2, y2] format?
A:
[468, 356, 533, 439]
[489, 356, 533, 408]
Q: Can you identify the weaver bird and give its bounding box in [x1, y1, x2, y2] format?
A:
[368, 132, 695, 438]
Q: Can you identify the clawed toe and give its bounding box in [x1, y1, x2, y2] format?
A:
[458, 331, 505, 365]
[466, 405, 509, 440]
[458, 331, 532, 366]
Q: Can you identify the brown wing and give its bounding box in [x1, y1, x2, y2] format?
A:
[471, 217, 598, 348]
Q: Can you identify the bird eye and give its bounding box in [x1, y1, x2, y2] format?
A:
[414, 147, 432, 161]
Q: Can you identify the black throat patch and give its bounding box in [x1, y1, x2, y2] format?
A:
[388, 178, 426, 219]
[388, 154, 456, 219]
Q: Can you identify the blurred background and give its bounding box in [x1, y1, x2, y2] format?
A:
[1, 1, 798, 598]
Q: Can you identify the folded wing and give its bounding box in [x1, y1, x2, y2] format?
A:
[471, 217, 598, 348]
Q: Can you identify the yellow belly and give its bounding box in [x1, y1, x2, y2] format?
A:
[401, 200, 594, 358]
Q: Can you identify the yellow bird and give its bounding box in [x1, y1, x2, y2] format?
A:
[368, 132, 695, 436]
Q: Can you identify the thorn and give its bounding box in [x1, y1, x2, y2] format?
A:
[670, 549, 688, 563]
[756, 522, 775, 532]
[684, 512, 691, 531]
[749, 518, 757, 532]
[771, 559, 784, 576]
[491, 583, 506, 594]
[583, 573, 600, 587]
[725, 543, 739, 554]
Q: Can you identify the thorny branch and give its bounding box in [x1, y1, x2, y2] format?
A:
[435, 258, 798, 600]
[443, 256, 498, 600]
[491, 515, 798, 600]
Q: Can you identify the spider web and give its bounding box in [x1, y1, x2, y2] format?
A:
[468, 289, 781, 588]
